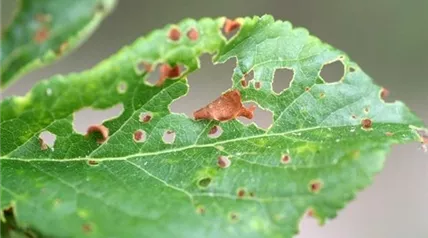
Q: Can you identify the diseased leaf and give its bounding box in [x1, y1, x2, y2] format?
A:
[0, 0, 116, 88]
[1, 15, 426, 238]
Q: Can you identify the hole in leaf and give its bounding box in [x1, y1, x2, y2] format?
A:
[240, 70, 254, 88]
[39, 131, 56, 150]
[349, 66, 356, 72]
[273, 68, 294, 94]
[320, 60, 345, 83]
[217, 156, 231, 168]
[162, 130, 176, 144]
[170, 54, 233, 117]
[187, 27, 199, 41]
[133, 130, 146, 143]
[198, 177, 212, 188]
[208, 125, 223, 138]
[145, 65, 160, 85]
[117, 81, 127, 94]
[135, 61, 153, 76]
[73, 105, 123, 135]
[237, 103, 273, 129]
[222, 18, 240, 40]
[139, 112, 152, 123]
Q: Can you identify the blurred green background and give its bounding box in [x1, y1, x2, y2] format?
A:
[1, 1, 427, 237]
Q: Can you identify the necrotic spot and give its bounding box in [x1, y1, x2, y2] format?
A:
[280, 154, 291, 164]
[217, 156, 231, 168]
[187, 27, 199, 41]
[139, 112, 152, 123]
[208, 125, 222, 138]
[361, 118, 372, 130]
[134, 130, 146, 142]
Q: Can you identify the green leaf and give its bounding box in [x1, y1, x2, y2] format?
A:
[1, 15, 425, 237]
[0, 0, 116, 88]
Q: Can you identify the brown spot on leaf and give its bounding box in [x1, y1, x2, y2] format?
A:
[196, 205, 205, 215]
[34, 27, 49, 44]
[87, 160, 99, 166]
[39, 138, 48, 150]
[82, 223, 92, 233]
[217, 156, 231, 168]
[139, 112, 152, 123]
[157, 64, 181, 86]
[320, 93, 325, 98]
[385, 132, 394, 137]
[249, 192, 255, 197]
[309, 180, 323, 193]
[223, 19, 240, 35]
[351, 115, 357, 119]
[168, 27, 181, 41]
[134, 130, 146, 142]
[194, 90, 256, 121]
[381, 87, 390, 100]
[361, 118, 372, 130]
[86, 125, 109, 144]
[255, 82, 261, 89]
[209, 126, 218, 135]
[280, 154, 291, 164]
[305, 87, 310, 92]
[187, 28, 199, 41]
[237, 188, 245, 198]
[240, 78, 248, 87]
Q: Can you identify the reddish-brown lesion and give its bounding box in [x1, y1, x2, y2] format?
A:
[34, 27, 50, 44]
[168, 27, 181, 41]
[194, 90, 256, 121]
[157, 64, 181, 86]
[186, 28, 199, 41]
[223, 18, 241, 35]
[86, 125, 109, 144]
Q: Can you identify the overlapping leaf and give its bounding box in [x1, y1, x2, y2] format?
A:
[1, 15, 425, 238]
[0, 0, 116, 88]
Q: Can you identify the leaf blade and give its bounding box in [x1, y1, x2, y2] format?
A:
[1, 15, 425, 238]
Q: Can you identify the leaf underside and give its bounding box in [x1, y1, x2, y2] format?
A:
[0, 0, 116, 88]
[0, 15, 425, 238]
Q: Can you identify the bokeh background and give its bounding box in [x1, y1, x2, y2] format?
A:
[2, 1, 427, 237]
